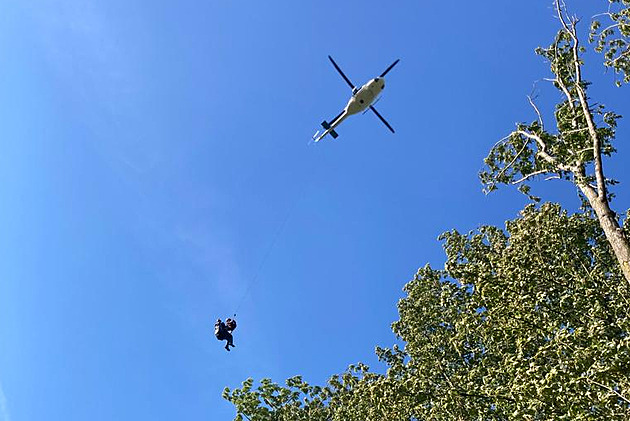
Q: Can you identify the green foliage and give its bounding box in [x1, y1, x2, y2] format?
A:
[431, 204, 630, 419]
[590, 1, 630, 85]
[223, 365, 385, 421]
[480, 25, 620, 200]
[225, 204, 630, 420]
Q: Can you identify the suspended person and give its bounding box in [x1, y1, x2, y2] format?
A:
[214, 317, 236, 351]
[225, 317, 237, 332]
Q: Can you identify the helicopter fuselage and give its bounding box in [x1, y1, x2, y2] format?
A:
[345, 77, 385, 115]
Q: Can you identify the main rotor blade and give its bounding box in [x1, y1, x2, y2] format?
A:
[328, 55, 355, 90]
[370, 106, 395, 134]
[379, 59, 400, 77]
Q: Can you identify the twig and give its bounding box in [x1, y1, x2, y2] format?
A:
[561, 127, 589, 136]
[556, 0, 576, 38]
[527, 95, 544, 130]
[488, 134, 512, 150]
[494, 134, 533, 182]
[595, 23, 621, 38]
[511, 169, 550, 185]
[587, 379, 630, 405]
[610, 46, 630, 64]
[548, 76, 575, 110]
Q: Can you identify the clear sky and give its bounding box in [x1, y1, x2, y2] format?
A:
[0, 1, 628, 420]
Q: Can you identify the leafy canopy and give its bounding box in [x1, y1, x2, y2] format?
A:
[225, 204, 630, 420]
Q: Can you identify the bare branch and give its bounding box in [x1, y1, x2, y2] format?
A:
[512, 130, 578, 175]
[561, 127, 589, 136]
[610, 45, 630, 64]
[489, 134, 512, 150]
[511, 170, 551, 185]
[488, 134, 534, 191]
[573, 50, 607, 200]
[591, 12, 614, 20]
[544, 75, 575, 110]
[595, 22, 621, 37]
[555, 0, 577, 40]
[557, 78, 575, 109]
[516, 130, 547, 151]
[527, 95, 544, 129]
[555, 0, 608, 201]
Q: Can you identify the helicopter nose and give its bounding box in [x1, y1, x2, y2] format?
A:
[374, 77, 385, 90]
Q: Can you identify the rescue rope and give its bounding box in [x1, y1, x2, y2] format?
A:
[232, 144, 323, 314]
[233, 199, 295, 313]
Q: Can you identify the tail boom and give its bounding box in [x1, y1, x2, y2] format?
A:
[313, 110, 347, 142]
[321, 120, 339, 139]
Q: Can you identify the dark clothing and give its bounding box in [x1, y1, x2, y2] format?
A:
[215, 321, 226, 339]
[224, 331, 234, 347]
[215, 320, 235, 351]
[225, 318, 237, 331]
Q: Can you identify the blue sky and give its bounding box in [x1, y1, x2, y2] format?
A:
[0, 1, 628, 420]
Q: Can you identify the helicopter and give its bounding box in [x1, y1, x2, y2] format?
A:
[312, 55, 400, 143]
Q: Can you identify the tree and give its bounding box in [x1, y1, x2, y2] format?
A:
[224, 2, 630, 419]
[591, 0, 630, 86]
[480, 1, 630, 285]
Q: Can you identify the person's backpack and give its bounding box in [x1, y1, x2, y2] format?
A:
[215, 322, 226, 340]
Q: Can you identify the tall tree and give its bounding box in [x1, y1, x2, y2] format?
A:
[480, 1, 630, 284]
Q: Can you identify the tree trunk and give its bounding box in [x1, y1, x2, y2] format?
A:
[579, 184, 630, 286]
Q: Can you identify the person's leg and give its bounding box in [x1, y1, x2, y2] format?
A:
[227, 332, 234, 347]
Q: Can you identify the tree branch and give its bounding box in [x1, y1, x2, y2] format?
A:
[493, 134, 533, 183]
[511, 169, 551, 185]
[556, 1, 608, 201]
[587, 378, 630, 405]
[488, 134, 512, 150]
[610, 46, 630, 64]
[527, 95, 544, 129]
[556, 0, 576, 38]
[514, 130, 572, 172]
[595, 22, 621, 37]
[561, 127, 589, 136]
